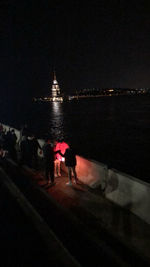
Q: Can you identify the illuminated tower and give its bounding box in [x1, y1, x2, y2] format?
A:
[51, 72, 61, 97]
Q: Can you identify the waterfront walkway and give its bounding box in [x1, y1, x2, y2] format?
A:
[0, 158, 150, 266]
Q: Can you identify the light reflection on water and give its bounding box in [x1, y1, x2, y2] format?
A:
[50, 102, 64, 141]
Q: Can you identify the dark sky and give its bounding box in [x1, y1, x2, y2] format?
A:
[1, 0, 150, 100]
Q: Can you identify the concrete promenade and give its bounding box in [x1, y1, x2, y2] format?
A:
[0, 157, 150, 266]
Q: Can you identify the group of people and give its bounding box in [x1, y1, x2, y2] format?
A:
[0, 125, 17, 161]
[43, 138, 77, 186]
[0, 123, 78, 187]
[0, 124, 42, 169]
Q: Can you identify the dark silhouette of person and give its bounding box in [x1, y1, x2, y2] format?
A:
[43, 138, 56, 185]
[10, 129, 17, 160]
[5, 128, 17, 161]
[25, 136, 34, 168]
[20, 135, 34, 168]
[30, 135, 42, 169]
[20, 136, 29, 166]
[59, 143, 77, 186]
[21, 124, 29, 137]
[5, 128, 12, 150]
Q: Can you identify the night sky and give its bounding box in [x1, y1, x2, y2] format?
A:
[1, 0, 150, 101]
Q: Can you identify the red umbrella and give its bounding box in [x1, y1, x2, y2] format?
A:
[55, 141, 69, 161]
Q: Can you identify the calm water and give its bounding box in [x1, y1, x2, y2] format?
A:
[0, 95, 150, 182]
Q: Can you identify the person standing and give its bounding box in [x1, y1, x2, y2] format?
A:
[19, 136, 29, 166]
[59, 143, 77, 186]
[8, 129, 17, 161]
[19, 124, 29, 146]
[30, 135, 42, 169]
[43, 138, 55, 185]
[53, 140, 61, 177]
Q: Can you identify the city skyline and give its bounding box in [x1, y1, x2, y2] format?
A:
[1, 1, 150, 101]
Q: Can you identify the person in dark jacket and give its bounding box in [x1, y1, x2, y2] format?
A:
[59, 143, 77, 186]
[20, 136, 29, 166]
[21, 124, 29, 138]
[6, 129, 17, 161]
[42, 138, 56, 185]
[30, 135, 42, 169]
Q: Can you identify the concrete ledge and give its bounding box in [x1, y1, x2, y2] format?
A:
[105, 168, 150, 224]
